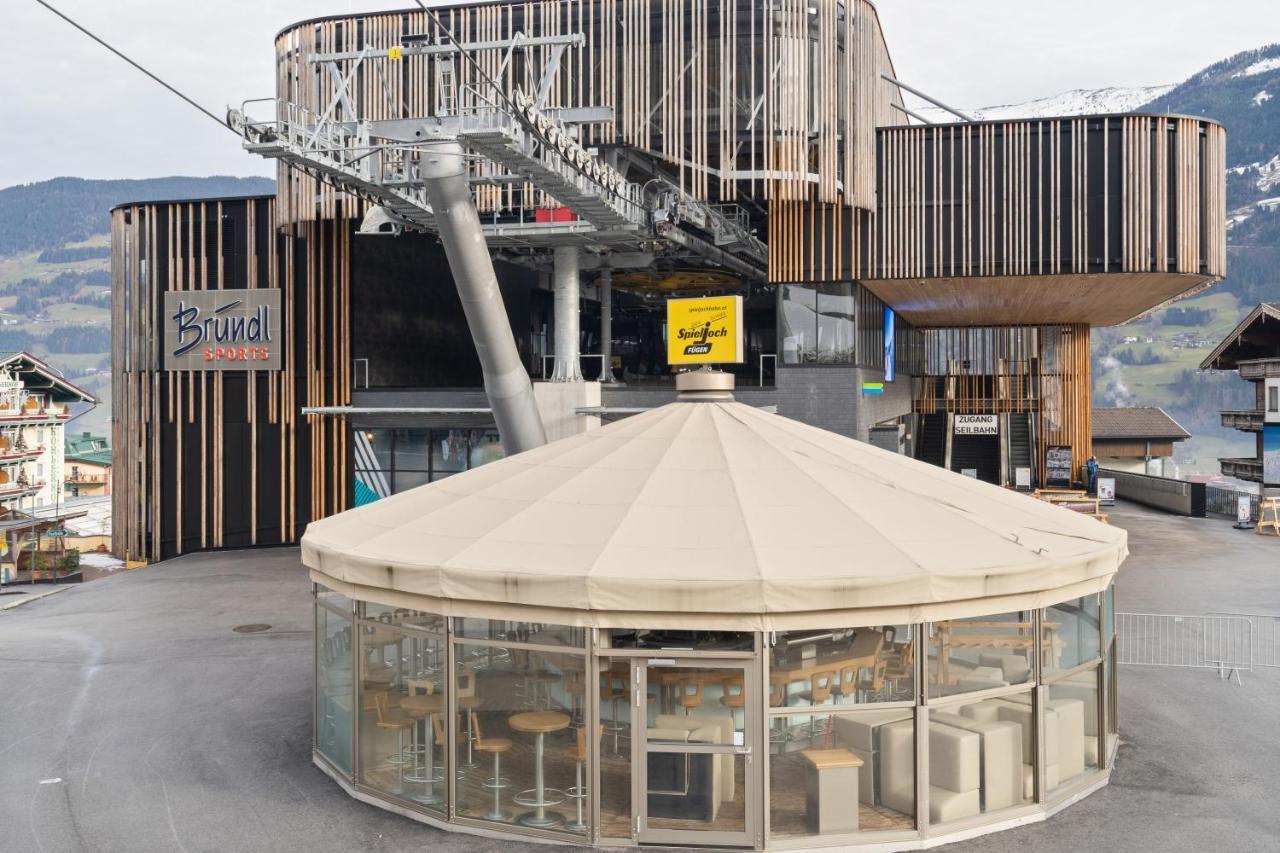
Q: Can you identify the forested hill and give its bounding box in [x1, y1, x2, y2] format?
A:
[0, 176, 276, 255]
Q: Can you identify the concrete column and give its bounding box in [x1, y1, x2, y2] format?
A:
[599, 266, 615, 384]
[420, 140, 547, 454]
[550, 246, 583, 382]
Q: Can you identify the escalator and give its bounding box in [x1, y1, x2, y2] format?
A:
[916, 413, 946, 468]
[1008, 412, 1034, 486]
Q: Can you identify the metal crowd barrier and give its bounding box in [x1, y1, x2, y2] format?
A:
[1209, 613, 1280, 669]
[1116, 612, 1253, 684]
[1205, 485, 1261, 523]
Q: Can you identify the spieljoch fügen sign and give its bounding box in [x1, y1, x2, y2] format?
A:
[163, 289, 281, 371]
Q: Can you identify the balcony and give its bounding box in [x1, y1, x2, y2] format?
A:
[0, 479, 44, 500]
[1219, 457, 1263, 483]
[0, 404, 70, 424]
[1238, 358, 1280, 381]
[1220, 410, 1263, 432]
[0, 444, 44, 463]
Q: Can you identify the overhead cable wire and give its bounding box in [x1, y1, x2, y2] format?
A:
[32, 0, 234, 134]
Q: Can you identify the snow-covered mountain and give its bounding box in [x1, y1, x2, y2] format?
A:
[914, 85, 1174, 124]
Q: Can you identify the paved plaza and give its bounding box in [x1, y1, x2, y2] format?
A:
[0, 502, 1276, 852]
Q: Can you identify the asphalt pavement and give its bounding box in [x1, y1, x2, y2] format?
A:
[0, 503, 1276, 852]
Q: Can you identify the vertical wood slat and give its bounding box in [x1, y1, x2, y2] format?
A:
[110, 199, 351, 562]
[771, 116, 1225, 286]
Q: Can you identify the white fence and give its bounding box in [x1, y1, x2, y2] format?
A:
[1208, 613, 1280, 669]
[1116, 612, 1253, 683]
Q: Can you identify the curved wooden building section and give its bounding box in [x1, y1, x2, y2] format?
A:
[772, 115, 1227, 327]
[111, 197, 352, 562]
[271, 0, 904, 228]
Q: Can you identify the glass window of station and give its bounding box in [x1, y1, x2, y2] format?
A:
[313, 583, 1116, 849]
[353, 428, 503, 504]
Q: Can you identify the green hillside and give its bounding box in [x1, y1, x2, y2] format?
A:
[1099, 45, 1280, 474]
[0, 176, 275, 438]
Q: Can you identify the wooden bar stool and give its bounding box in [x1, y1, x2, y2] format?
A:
[675, 677, 703, 715]
[470, 711, 514, 821]
[796, 671, 836, 741]
[600, 670, 628, 756]
[563, 724, 603, 832]
[719, 675, 745, 730]
[373, 691, 416, 794]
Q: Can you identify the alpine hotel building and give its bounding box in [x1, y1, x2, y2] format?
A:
[110, 3, 1225, 846]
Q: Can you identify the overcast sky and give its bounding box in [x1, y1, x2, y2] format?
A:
[4, 0, 1280, 189]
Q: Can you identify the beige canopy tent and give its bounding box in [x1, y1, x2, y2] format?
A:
[303, 379, 1127, 630]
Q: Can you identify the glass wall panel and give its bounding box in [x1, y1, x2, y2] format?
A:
[433, 429, 469, 475]
[469, 429, 504, 468]
[316, 600, 354, 775]
[815, 282, 856, 364]
[770, 709, 915, 836]
[780, 284, 818, 364]
[1103, 584, 1115, 644]
[393, 428, 431, 472]
[769, 626, 913, 707]
[455, 619, 585, 647]
[928, 611, 1036, 698]
[454, 640, 587, 835]
[927, 692, 1033, 824]
[1044, 595, 1101, 674]
[357, 613, 446, 814]
[1047, 669, 1100, 792]
[607, 629, 752, 652]
[598, 658, 633, 839]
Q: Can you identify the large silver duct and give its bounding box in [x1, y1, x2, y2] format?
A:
[550, 246, 583, 382]
[420, 141, 547, 454]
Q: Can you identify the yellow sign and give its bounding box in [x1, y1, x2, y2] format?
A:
[666, 295, 744, 365]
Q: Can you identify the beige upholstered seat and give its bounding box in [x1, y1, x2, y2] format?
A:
[932, 712, 1024, 812]
[928, 723, 981, 822]
[653, 713, 736, 816]
[831, 709, 914, 808]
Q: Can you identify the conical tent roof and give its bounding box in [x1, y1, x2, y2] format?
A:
[303, 398, 1127, 630]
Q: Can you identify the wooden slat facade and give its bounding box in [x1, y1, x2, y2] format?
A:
[272, 0, 904, 227]
[911, 324, 1094, 486]
[770, 116, 1228, 326]
[111, 197, 351, 562]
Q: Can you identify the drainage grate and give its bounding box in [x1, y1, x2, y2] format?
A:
[233, 623, 272, 634]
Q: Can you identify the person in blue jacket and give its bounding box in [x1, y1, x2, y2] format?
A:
[1086, 455, 1099, 495]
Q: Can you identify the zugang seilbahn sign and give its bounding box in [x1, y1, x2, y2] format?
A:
[163, 289, 281, 371]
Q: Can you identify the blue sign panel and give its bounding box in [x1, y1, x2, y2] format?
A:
[1265, 423, 1280, 487]
[883, 307, 895, 383]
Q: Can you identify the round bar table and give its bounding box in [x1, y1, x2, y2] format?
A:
[401, 693, 445, 804]
[508, 710, 570, 828]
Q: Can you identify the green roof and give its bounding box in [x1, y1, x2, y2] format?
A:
[66, 449, 112, 467]
[65, 431, 109, 455]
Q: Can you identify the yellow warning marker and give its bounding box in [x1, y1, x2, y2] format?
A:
[388, 46, 403, 60]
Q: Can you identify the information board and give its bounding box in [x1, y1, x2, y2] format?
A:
[1045, 445, 1074, 488]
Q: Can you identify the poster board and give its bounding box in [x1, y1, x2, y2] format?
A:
[1097, 477, 1116, 506]
[1014, 467, 1032, 490]
[666, 296, 744, 365]
[1045, 445, 1074, 488]
[1265, 424, 1280, 487]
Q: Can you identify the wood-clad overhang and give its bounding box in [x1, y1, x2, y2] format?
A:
[774, 114, 1228, 328]
[861, 270, 1218, 328]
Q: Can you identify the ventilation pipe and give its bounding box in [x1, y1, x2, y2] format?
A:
[420, 141, 547, 454]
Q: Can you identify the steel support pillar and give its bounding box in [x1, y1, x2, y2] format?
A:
[420, 140, 547, 455]
[550, 245, 583, 382]
[599, 266, 616, 384]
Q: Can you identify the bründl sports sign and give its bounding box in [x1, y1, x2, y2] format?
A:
[666, 295, 744, 365]
[163, 289, 281, 371]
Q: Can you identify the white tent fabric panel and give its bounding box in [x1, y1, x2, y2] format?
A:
[302, 400, 1127, 629]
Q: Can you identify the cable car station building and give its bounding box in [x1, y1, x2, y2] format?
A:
[109, 1, 1224, 848]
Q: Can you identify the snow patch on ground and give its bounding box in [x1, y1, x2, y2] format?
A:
[79, 551, 125, 571]
[1253, 89, 1272, 107]
[1233, 56, 1280, 78]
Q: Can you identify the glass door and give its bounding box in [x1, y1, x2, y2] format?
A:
[635, 659, 757, 847]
